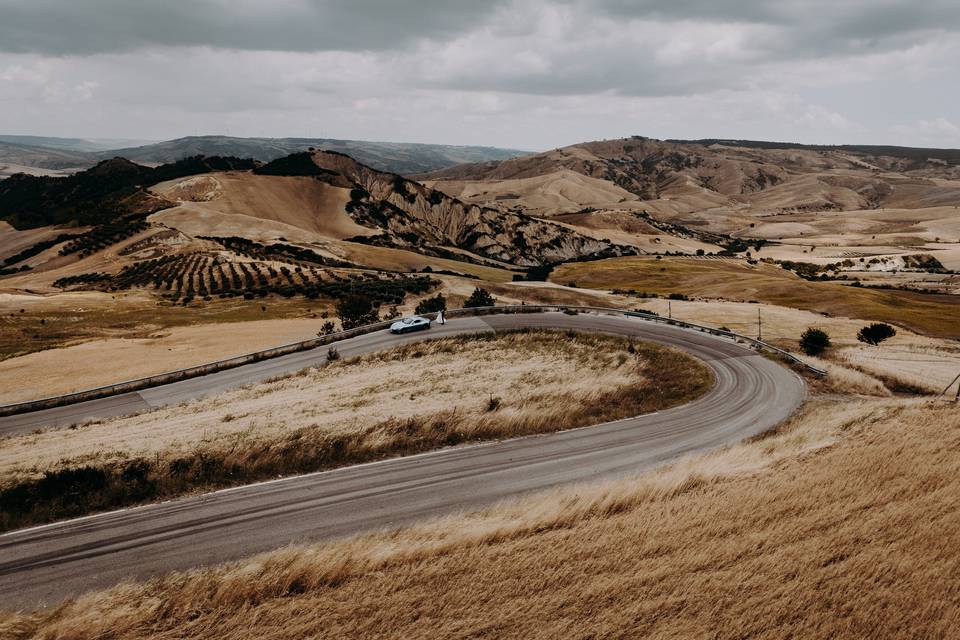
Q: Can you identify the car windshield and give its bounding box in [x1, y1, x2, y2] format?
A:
[402, 318, 417, 324]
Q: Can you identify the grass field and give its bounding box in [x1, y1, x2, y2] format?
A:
[0, 291, 334, 361]
[624, 297, 960, 393]
[0, 330, 711, 531]
[551, 256, 960, 339]
[5, 396, 956, 638]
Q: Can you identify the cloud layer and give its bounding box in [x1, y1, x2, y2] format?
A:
[0, 0, 957, 148]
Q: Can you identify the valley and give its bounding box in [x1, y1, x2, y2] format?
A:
[1, 135, 959, 634]
[5, 1, 960, 636]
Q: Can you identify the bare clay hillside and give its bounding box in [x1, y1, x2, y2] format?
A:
[309, 150, 631, 266]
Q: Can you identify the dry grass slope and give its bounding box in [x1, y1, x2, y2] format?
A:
[0, 330, 711, 531]
[4, 398, 957, 638]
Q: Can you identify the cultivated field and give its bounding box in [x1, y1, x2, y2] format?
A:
[0, 291, 334, 397]
[5, 396, 956, 638]
[625, 297, 960, 393]
[551, 256, 960, 338]
[0, 330, 711, 530]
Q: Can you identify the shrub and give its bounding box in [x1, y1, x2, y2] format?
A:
[415, 293, 447, 314]
[523, 264, 554, 282]
[336, 294, 380, 329]
[317, 320, 336, 336]
[800, 328, 831, 355]
[857, 323, 897, 346]
[463, 287, 495, 309]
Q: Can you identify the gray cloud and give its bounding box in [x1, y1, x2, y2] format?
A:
[3, 0, 958, 58]
[413, 0, 960, 98]
[0, 0, 507, 54]
[0, 0, 957, 149]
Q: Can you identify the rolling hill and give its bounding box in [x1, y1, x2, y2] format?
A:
[422, 136, 960, 216]
[421, 136, 960, 266]
[147, 150, 630, 268]
[0, 141, 91, 172]
[0, 148, 630, 304]
[0, 135, 155, 153]
[0, 135, 529, 178]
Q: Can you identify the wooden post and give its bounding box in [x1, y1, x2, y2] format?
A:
[939, 372, 960, 401]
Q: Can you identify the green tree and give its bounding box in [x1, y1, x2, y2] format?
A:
[799, 327, 831, 356]
[857, 323, 896, 345]
[415, 293, 447, 314]
[335, 294, 380, 329]
[462, 287, 495, 308]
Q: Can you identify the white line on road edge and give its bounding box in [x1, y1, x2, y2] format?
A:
[0, 407, 666, 539]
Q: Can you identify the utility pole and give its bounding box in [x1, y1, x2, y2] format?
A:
[940, 372, 960, 402]
[758, 307, 762, 341]
[668, 300, 672, 319]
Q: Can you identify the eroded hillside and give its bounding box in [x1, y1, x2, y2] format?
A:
[422, 136, 960, 224]
[308, 151, 630, 266]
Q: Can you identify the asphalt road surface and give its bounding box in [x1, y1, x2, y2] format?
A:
[0, 312, 806, 610]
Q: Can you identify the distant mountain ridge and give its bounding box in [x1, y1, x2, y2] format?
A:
[0, 134, 529, 177]
[423, 135, 960, 211]
[0, 135, 156, 153]
[666, 137, 960, 167]
[100, 136, 529, 175]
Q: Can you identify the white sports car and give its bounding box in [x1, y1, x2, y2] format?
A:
[389, 316, 432, 334]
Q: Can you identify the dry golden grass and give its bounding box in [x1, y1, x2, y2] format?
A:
[612, 296, 959, 394]
[0, 289, 333, 363]
[150, 172, 374, 241]
[0, 332, 646, 479]
[838, 341, 960, 394]
[0, 314, 331, 403]
[331, 241, 515, 281]
[799, 355, 891, 396]
[0, 331, 711, 531]
[551, 256, 960, 338]
[5, 396, 957, 638]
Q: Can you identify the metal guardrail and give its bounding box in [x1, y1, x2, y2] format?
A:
[0, 304, 825, 417]
[451, 305, 827, 376]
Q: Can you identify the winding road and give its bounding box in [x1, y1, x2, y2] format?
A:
[0, 311, 806, 610]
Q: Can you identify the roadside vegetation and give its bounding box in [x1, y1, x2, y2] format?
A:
[5, 397, 957, 638]
[800, 327, 831, 355]
[0, 330, 712, 532]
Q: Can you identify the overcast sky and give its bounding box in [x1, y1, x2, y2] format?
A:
[1, 0, 958, 150]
